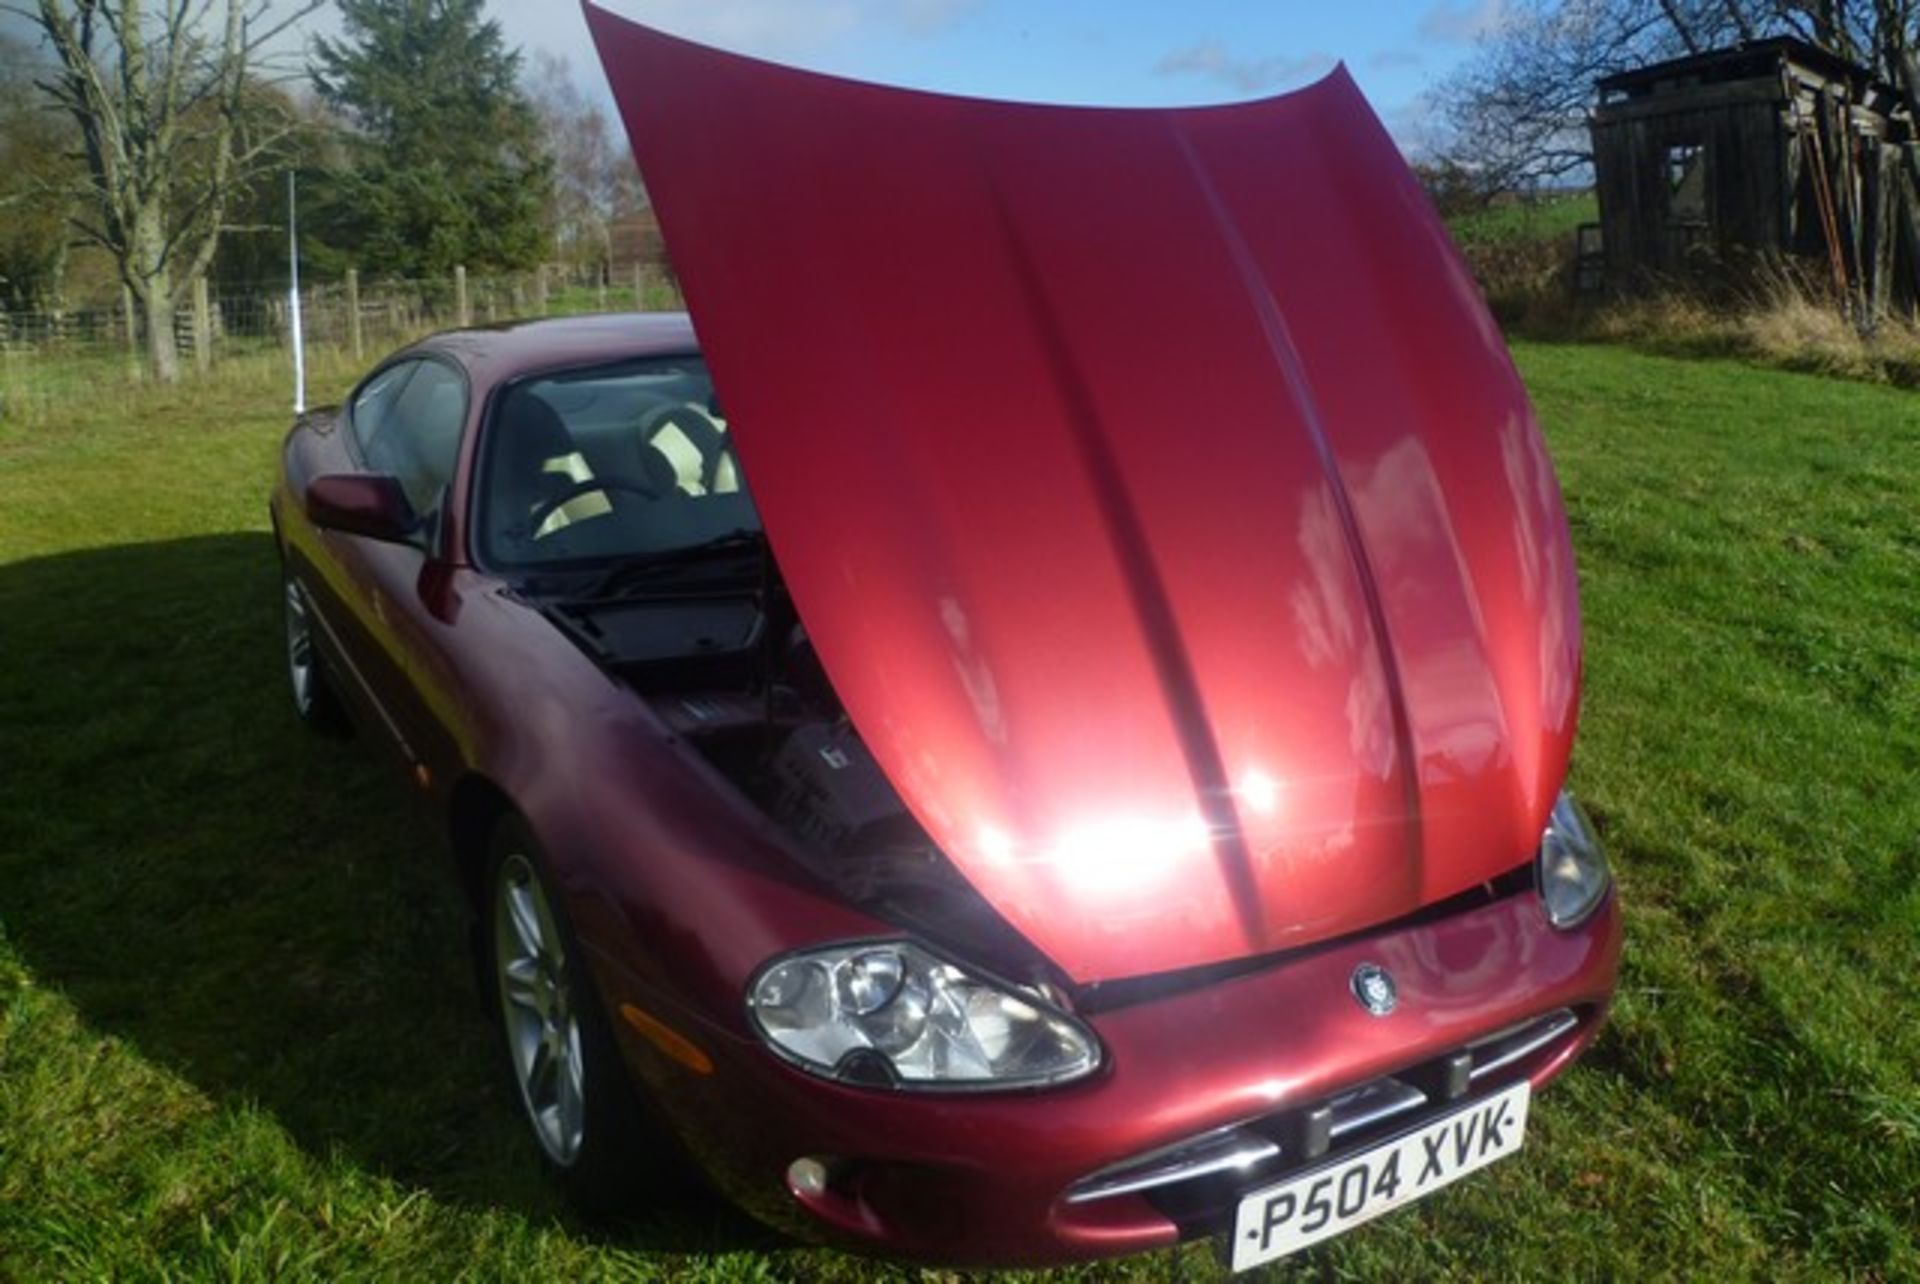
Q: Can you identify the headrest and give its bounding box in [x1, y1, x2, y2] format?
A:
[500, 393, 575, 469]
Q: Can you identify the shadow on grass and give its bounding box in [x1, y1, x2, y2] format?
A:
[0, 533, 772, 1256]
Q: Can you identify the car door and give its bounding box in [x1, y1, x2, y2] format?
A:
[321, 356, 472, 789]
[294, 359, 422, 758]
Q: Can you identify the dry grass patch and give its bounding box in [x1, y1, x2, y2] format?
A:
[1487, 263, 1920, 388]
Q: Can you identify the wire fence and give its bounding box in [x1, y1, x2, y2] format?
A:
[0, 263, 685, 423]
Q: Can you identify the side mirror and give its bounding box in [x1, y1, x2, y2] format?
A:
[305, 472, 421, 543]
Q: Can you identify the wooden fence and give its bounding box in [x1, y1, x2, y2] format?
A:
[0, 263, 685, 415]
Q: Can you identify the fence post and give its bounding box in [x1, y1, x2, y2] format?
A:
[633, 262, 646, 312]
[535, 264, 549, 316]
[596, 269, 608, 313]
[121, 284, 140, 381]
[455, 264, 470, 327]
[346, 268, 363, 360]
[192, 276, 212, 375]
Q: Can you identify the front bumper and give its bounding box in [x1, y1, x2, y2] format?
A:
[611, 882, 1621, 1269]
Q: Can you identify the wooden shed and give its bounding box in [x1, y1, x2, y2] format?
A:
[1589, 38, 1919, 316]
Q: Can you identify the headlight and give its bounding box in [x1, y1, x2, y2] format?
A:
[747, 941, 1102, 1090]
[1537, 790, 1610, 928]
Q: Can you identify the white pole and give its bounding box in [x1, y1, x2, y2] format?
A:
[289, 171, 307, 415]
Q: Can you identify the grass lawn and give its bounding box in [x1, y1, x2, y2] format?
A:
[1, 342, 1916, 1280]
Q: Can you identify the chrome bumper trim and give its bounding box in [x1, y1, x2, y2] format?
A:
[1065, 1126, 1280, 1205]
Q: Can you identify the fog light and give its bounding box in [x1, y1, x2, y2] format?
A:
[787, 1156, 831, 1198]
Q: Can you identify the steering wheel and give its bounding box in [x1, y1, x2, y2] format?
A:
[705, 437, 742, 495]
[528, 477, 661, 537]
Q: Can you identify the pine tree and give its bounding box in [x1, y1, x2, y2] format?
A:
[311, 0, 551, 279]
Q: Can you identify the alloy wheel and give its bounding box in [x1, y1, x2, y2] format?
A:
[494, 852, 588, 1166]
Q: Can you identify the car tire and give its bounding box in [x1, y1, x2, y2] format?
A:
[282, 570, 345, 733]
[483, 816, 680, 1218]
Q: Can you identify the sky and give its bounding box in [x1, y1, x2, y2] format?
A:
[302, 0, 1505, 153]
[1, 1, 1506, 152]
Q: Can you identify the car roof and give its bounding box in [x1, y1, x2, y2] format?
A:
[406, 311, 700, 385]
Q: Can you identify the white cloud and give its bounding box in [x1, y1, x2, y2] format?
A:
[1369, 49, 1424, 72]
[594, 0, 858, 52]
[590, 0, 981, 55]
[1380, 96, 1446, 159]
[893, 0, 985, 36]
[1153, 40, 1335, 94]
[1416, 0, 1509, 44]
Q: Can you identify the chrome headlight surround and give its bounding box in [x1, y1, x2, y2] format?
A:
[1537, 790, 1611, 929]
[746, 940, 1102, 1091]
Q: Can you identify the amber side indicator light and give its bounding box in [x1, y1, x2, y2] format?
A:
[619, 1002, 716, 1075]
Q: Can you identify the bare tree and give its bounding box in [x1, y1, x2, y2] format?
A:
[8, 0, 325, 381]
[1435, 0, 1920, 197]
[1434, 0, 1754, 195]
[526, 52, 645, 276]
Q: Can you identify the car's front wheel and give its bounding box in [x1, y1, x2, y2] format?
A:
[485, 818, 672, 1215]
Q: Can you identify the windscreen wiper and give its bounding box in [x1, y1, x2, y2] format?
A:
[575, 529, 766, 601]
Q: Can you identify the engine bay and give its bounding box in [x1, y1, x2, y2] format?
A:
[541, 572, 1042, 972]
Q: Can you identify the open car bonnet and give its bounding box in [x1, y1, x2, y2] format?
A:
[587, 8, 1583, 985]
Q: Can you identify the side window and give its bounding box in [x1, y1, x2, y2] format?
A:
[1665, 143, 1708, 227]
[359, 360, 469, 521]
[351, 362, 416, 460]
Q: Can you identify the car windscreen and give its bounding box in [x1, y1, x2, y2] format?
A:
[476, 355, 760, 570]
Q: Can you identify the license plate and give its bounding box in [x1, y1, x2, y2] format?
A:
[1230, 1080, 1530, 1271]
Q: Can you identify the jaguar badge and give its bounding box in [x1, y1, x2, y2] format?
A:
[1350, 963, 1398, 1016]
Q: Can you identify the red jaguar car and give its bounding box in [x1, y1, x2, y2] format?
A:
[267, 11, 1620, 1272]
